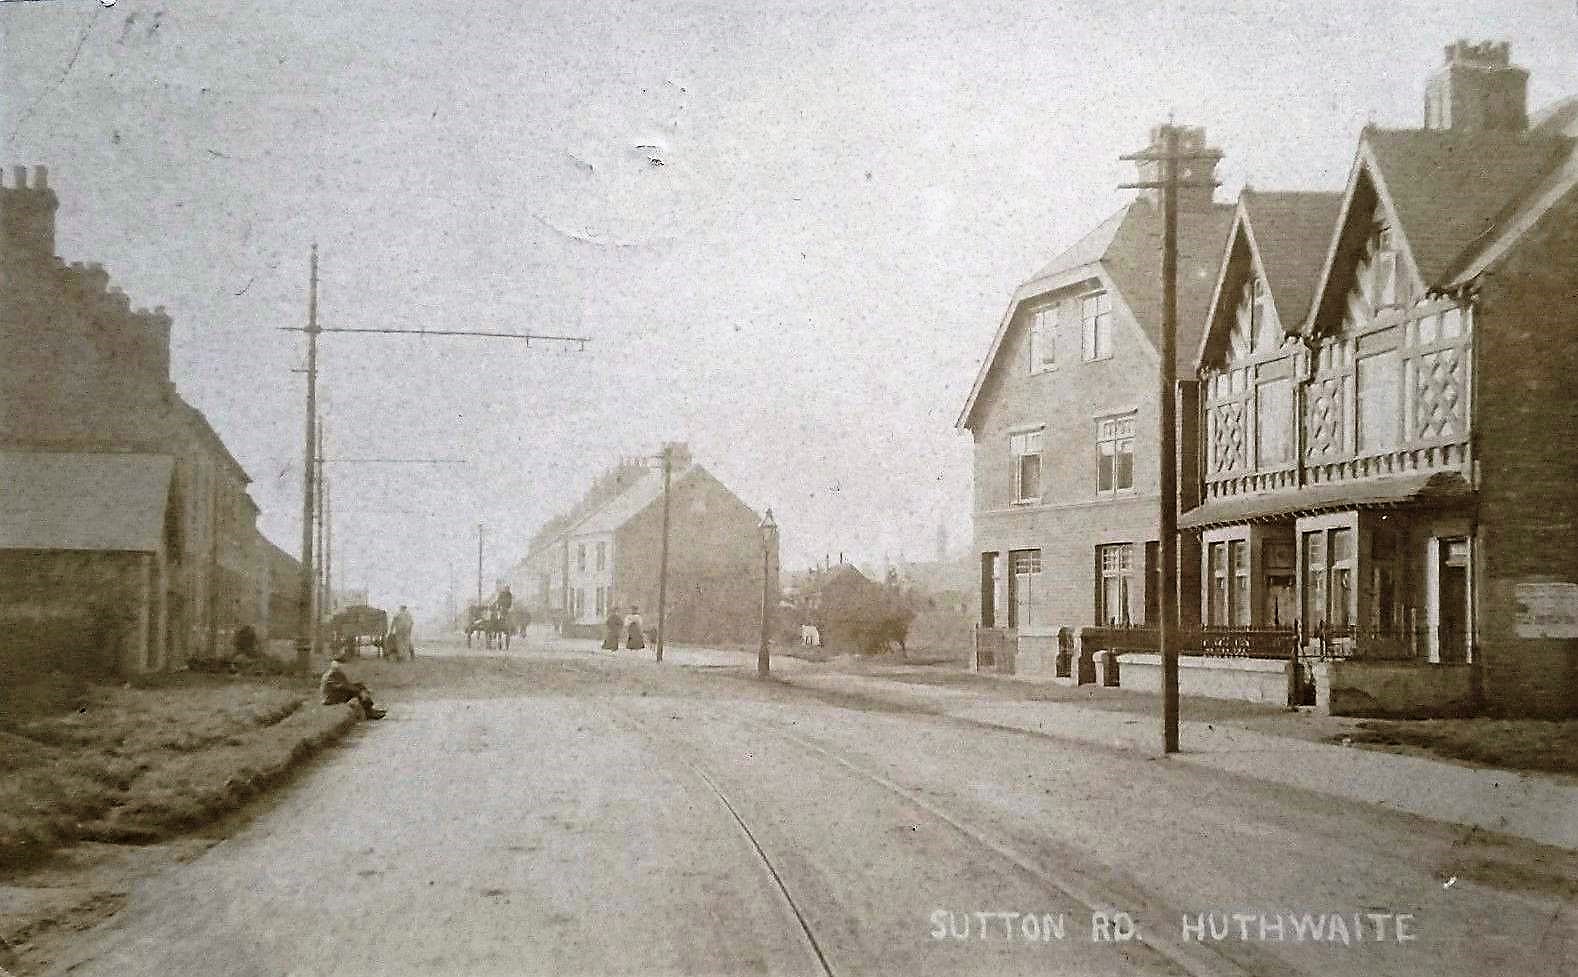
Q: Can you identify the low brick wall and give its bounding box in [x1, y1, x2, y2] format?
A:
[1010, 633, 1059, 675]
[1312, 660, 1474, 718]
[1119, 653, 1292, 706]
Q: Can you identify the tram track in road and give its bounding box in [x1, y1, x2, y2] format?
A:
[593, 696, 838, 977]
[563, 653, 1304, 977]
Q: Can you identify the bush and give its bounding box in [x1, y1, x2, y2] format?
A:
[818, 581, 916, 655]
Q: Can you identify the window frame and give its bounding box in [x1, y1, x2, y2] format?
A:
[1095, 413, 1136, 498]
[1028, 303, 1059, 374]
[1096, 543, 1135, 626]
[1080, 290, 1114, 362]
[1009, 427, 1044, 505]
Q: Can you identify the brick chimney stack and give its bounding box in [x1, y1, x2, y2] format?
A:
[1, 165, 59, 260]
[1425, 40, 1528, 133]
[1132, 126, 1220, 212]
[662, 441, 693, 469]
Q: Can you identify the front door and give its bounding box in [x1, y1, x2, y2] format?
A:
[1436, 537, 1470, 663]
[980, 553, 999, 628]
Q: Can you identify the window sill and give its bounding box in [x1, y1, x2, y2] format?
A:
[1011, 498, 1042, 507]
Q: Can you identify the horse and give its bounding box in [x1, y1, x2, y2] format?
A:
[464, 607, 511, 650]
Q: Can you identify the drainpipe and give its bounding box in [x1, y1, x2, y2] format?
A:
[1464, 283, 1485, 713]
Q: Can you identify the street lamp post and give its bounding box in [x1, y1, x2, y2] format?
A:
[758, 508, 778, 679]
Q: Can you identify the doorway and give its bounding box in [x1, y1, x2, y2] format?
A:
[1434, 537, 1470, 663]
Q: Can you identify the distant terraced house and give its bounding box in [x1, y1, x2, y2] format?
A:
[511, 442, 771, 646]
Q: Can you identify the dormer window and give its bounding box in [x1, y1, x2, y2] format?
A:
[1028, 304, 1058, 374]
[1081, 291, 1113, 361]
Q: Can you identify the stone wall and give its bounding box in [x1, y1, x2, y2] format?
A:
[1312, 660, 1475, 718]
[1119, 653, 1293, 706]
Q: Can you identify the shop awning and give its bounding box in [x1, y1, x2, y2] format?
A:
[1178, 470, 1473, 531]
[0, 451, 175, 553]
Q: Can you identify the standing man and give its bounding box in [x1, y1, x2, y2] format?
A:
[391, 604, 415, 661]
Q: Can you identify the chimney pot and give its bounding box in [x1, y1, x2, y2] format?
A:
[11, 166, 25, 187]
[32, 166, 47, 189]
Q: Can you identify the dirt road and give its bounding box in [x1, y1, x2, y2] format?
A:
[45, 638, 1578, 976]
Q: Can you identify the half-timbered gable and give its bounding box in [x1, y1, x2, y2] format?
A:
[1198, 193, 1341, 504]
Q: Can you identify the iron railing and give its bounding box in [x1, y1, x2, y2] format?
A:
[1079, 623, 1459, 663]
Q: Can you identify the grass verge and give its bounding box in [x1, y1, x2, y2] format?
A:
[0, 672, 360, 869]
[1339, 718, 1578, 776]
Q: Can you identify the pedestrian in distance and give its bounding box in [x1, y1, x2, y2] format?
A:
[390, 604, 415, 661]
[602, 606, 624, 651]
[625, 605, 646, 651]
[319, 653, 386, 719]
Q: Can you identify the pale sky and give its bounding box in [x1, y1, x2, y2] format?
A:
[3, 0, 1575, 616]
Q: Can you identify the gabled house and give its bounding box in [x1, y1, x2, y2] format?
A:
[516, 443, 771, 646]
[1181, 41, 1578, 716]
[957, 126, 1235, 673]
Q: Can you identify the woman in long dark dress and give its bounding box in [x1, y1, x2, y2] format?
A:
[601, 607, 623, 651]
[625, 606, 646, 650]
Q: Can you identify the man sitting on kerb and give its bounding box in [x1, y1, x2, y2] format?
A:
[319, 652, 387, 719]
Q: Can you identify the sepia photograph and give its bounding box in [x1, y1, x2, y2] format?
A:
[2, 1, 1576, 975]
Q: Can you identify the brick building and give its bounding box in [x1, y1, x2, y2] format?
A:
[0, 165, 277, 673]
[1183, 43, 1578, 716]
[957, 127, 1234, 673]
[512, 444, 771, 645]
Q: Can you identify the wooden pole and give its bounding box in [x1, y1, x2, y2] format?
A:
[655, 446, 672, 663]
[295, 245, 319, 672]
[1159, 125, 1181, 754]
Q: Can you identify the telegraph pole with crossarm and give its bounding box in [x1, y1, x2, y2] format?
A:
[285, 246, 591, 672]
[1119, 124, 1222, 754]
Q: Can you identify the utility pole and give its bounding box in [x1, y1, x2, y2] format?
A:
[477, 523, 486, 615]
[282, 247, 590, 668]
[295, 245, 320, 672]
[758, 508, 778, 679]
[316, 421, 328, 643]
[1120, 124, 1220, 755]
[655, 445, 672, 663]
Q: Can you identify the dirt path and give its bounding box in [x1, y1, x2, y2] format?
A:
[34, 642, 1578, 976]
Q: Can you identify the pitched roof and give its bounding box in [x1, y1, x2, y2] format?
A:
[958, 197, 1235, 428]
[1025, 207, 1128, 284]
[1102, 200, 1238, 371]
[1242, 191, 1345, 327]
[1363, 127, 1572, 284]
[0, 451, 174, 552]
[1196, 191, 1343, 368]
[568, 464, 699, 536]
